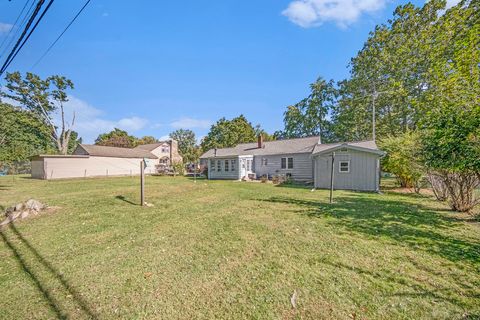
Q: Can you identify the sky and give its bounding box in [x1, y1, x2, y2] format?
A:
[0, 0, 460, 143]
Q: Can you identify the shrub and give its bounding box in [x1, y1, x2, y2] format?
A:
[379, 131, 424, 193]
[260, 175, 268, 183]
[420, 103, 480, 213]
[172, 162, 185, 176]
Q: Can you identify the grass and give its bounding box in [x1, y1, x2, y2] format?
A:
[0, 175, 479, 319]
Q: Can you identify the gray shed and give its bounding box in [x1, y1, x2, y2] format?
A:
[312, 141, 385, 192]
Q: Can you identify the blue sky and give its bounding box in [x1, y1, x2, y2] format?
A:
[0, 0, 456, 143]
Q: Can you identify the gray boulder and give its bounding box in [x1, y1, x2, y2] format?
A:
[25, 199, 45, 212]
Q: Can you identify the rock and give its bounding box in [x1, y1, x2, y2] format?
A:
[4, 207, 14, 216]
[25, 199, 45, 212]
[14, 203, 24, 211]
[20, 211, 30, 219]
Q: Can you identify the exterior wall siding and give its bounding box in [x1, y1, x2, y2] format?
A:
[31, 160, 45, 179]
[314, 149, 379, 191]
[36, 156, 160, 180]
[253, 153, 313, 181]
[208, 157, 240, 180]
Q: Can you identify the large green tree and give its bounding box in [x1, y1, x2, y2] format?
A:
[418, 0, 480, 212]
[95, 128, 137, 148]
[331, 0, 446, 142]
[0, 103, 53, 162]
[2, 72, 77, 155]
[280, 77, 336, 142]
[169, 129, 199, 163]
[200, 115, 257, 151]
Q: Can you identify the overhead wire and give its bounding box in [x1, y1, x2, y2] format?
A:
[32, 0, 92, 69]
[0, 0, 32, 53]
[0, 0, 36, 59]
[0, 0, 56, 75]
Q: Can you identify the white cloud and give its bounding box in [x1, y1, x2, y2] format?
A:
[445, 0, 461, 8]
[0, 22, 13, 34]
[170, 117, 212, 129]
[61, 96, 148, 143]
[159, 135, 170, 141]
[282, 0, 386, 28]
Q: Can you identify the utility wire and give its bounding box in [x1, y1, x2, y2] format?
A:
[0, 0, 32, 53]
[0, 0, 56, 75]
[0, 0, 36, 59]
[32, 0, 92, 69]
[0, 0, 45, 75]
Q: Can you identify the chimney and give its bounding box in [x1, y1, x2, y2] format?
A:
[214, 148, 217, 157]
[257, 134, 264, 148]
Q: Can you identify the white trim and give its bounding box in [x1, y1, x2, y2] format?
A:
[339, 160, 350, 173]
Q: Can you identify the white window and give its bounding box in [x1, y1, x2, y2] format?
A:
[231, 160, 236, 171]
[262, 158, 268, 166]
[281, 157, 293, 169]
[210, 160, 215, 171]
[339, 161, 350, 173]
[217, 160, 222, 172]
[224, 160, 229, 172]
[161, 145, 170, 153]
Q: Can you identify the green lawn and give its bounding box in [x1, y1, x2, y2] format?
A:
[0, 176, 478, 319]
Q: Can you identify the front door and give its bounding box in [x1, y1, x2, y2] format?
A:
[240, 158, 247, 178]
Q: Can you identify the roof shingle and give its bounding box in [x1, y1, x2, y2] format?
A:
[200, 136, 320, 158]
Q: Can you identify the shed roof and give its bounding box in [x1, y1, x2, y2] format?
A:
[77, 144, 157, 159]
[312, 140, 384, 155]
[200, 136, 321, 158]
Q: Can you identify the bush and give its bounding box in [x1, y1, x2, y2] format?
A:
[260, 175, 268, 183]
[172, 162, 185, 176]
[379, 132, 424, 192]
[420, 103, 480, 213]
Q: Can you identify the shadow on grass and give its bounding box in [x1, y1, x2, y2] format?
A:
[115, 195, 137, 206]
[258, 195, 480, 266]
[320, 259, 478, 308]
[273, 182, 314, 190]
[0, 224, 98, 319]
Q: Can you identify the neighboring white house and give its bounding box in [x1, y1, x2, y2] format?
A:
[200, 136, 385, 192]
[31, 140, 182, 180]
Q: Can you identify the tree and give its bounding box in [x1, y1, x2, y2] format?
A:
[417, 0, 480, 212]
[331, 0, 446, 142]
[137, 136, 158, 145]
[2, 72, 76, 155]
[67, 131, 82, 154]
[280, 77, 336, 142]
[200, 115, 257, 151]
[169, 129, 198, 163]
[0, 103, 53, 162]
[379, 132, 424, 192]
[95, 128, 137, 148]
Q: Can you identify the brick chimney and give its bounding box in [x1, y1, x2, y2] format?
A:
[257, 134, 264, 148]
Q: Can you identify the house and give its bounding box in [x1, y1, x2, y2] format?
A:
[31, 140, 182, 180]
[200, 136, 385, 192]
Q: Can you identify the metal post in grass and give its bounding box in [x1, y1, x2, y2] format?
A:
[329, 152, 335, 204]
[140, 160, 145, 206]
[194, 161, 197, 183]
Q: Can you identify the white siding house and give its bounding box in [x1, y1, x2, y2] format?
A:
[200, 136, 385, 192]
[30, 140, 183, 180]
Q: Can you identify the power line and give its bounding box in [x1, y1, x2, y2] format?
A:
[0, 0, 45, 75]
[0, 0, 36, 59]
[0, 0, 56, 76]
[0, 0, 32, 53]
[32, 0, 92, 69]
